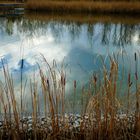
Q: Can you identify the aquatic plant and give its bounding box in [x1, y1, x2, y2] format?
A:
[0, 54, 139, 139]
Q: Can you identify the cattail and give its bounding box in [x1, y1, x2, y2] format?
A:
[21, 59, 24, 69]
[129, 82, 132, 87]
[134, 52, 138, 81]
[128, 73, 130, 84]
[61, 76, 66, 86]
[135, 52, 137, 61]
[135, 73, 138, 81]
[74, 80, 76, 89]
[128, 73, 132, 87]
[47, 79, 50, 89]
[61, 76, 63, 85]
[64, 77, 66, 86]
[93, 75, 97, 84]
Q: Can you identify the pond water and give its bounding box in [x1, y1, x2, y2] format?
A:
[0, 14, 140, 112]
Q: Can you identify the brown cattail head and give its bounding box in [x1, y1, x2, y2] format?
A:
[64, 77, 66, 86]
[93, 75, 97, 84]
[61, 76, 66, 86]
[21, 59, 24, 69]
[61, 76, 63, 85]
[128, 73, 131, 84]
[47, 79, 50, 89]
[135, 52, 137, 61]
[135, 73, 138, 81]
[129, 82, 132, 87]
[74, 80, 76, 89]
[128, 73, 133, 87]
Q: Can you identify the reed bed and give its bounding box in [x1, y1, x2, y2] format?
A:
[0, 54, 140, 140]
[26, 1, 140, 14]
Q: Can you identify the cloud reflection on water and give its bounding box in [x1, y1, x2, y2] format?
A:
[0, 17, 140, 98]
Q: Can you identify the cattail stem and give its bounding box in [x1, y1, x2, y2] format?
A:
[73, 80, 76, 113]
[135, 53, 139, 116]
[127, 73, 131, 114]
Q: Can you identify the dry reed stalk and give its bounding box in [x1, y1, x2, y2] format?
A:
[93, 74, 97, 95]
[40, 55, 61, 135]
[85, 57, 120, 137]
[134, 52, 140, 135]
[127, 73, 132, 115]
[73, 80, 76, 114]
[30, 80, 36, 137]
[2, 63, 20, 131]
[39, 67, 48, 118]
[0, 85, 8, 128]
[61, 71, 66, 124]
[0, 54, 140, 139]
[47, 79, 57, 135]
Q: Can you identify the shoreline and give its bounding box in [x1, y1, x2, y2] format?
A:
[0, 113, 136, 139]
[0, 1, 140, 15]
[26, 1, 140, 14]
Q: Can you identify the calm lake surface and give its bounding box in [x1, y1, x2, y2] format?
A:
[0, 14, 140, 112]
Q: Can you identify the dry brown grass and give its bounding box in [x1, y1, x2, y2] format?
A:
[0, 1, 23, 4]
[0, 54, 140, 139]
[26, 1, 140, 14]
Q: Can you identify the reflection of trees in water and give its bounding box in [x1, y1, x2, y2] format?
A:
[6, 19, 14, 35]
[101, 23, 111, 45]
[18, 20, 47, 37]
[1, 17, 140, 47]
[0, 18, 14, 35]
[48, 21, 64, 42]
[87, 24, 94, 47]
[0, 18, 5, 35]
[101, 23, 140, 47]
[67, 22, 81, 41]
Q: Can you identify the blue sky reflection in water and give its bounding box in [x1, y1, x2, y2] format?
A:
[0, 17, 140, 104]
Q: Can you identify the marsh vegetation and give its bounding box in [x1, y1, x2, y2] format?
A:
[0, 13, 140, 139]
[0, 53, 140, 139]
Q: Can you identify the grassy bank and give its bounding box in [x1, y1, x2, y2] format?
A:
[26, 1, 140, 14]
[0, 54, 140, 139]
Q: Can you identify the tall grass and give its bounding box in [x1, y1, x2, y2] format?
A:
[0, 54, 139, 139]
[26, 0, 140, 14]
